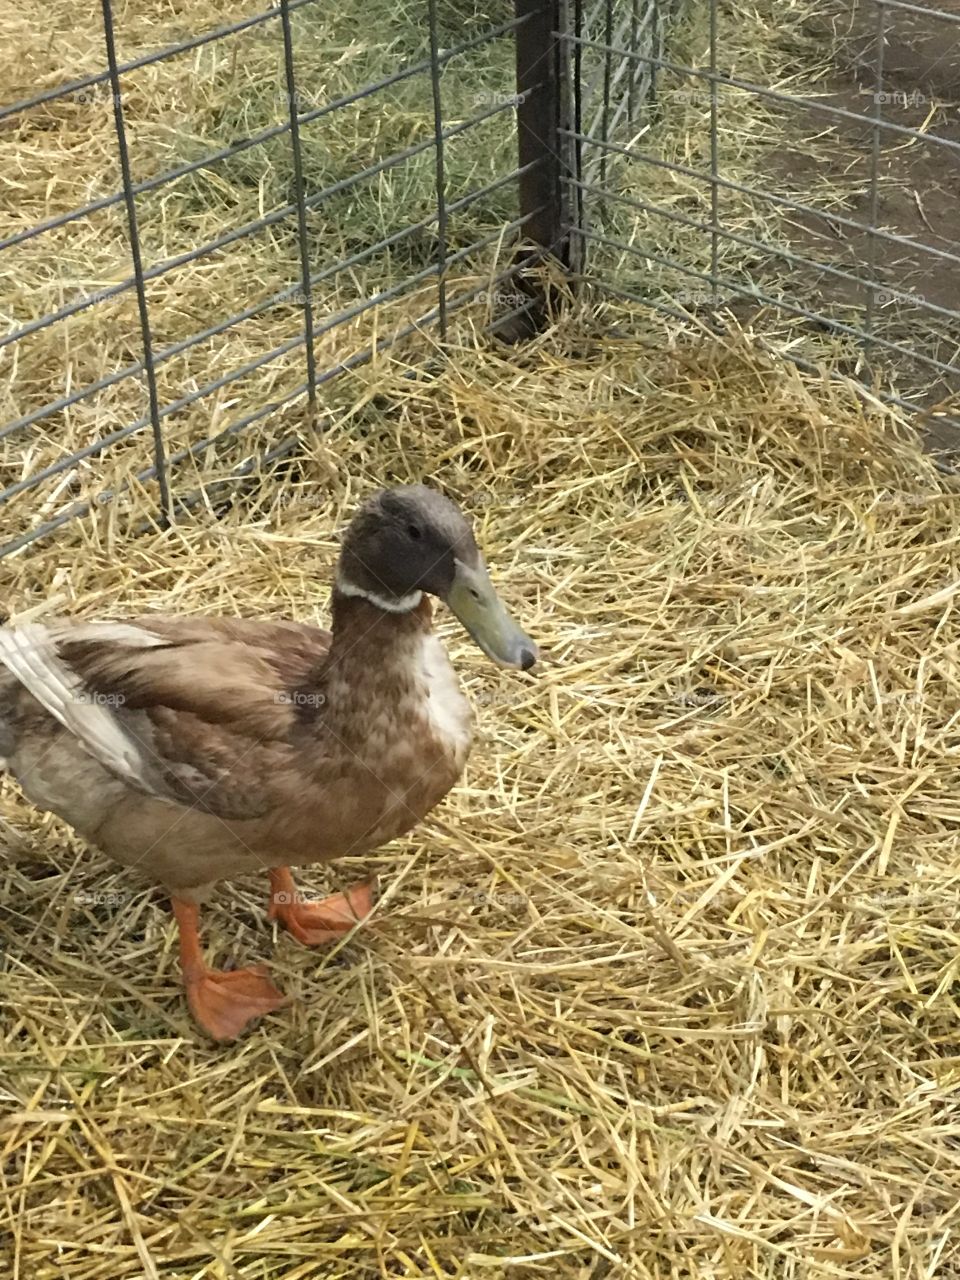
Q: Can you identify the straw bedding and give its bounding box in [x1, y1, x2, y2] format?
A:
[4, 0, 960, 1274]
[2, 309, 960, 1277]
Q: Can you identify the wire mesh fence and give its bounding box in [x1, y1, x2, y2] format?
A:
[3, 0, 958, 561]
[0, 0, 548, 558]
[567, 0, 960, 453]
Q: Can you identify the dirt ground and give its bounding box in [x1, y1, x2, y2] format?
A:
[766, 0, 960, 456]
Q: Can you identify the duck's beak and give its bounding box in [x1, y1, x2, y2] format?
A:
[444, 559, 538, 671]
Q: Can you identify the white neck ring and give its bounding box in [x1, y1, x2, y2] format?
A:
[336, 575, 423, 615]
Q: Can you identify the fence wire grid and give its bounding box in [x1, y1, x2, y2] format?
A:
[2, 0, 958, 559]
[0, 0, 555, 558]
[566, 0, 960, 454]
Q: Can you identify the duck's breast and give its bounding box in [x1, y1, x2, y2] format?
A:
[418, 631, 472, 771]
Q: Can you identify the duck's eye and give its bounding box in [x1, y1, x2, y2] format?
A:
[407, 524, 422, 539]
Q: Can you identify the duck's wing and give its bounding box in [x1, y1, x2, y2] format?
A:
[0, 616, 332, 821]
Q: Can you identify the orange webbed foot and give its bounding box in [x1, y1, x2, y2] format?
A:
[172, 896, 288, 1041]
[184, 964, 289, 1042]
[268, 867, 379, 947]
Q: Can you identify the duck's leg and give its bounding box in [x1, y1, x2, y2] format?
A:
[267, 866, 378, 947]
[172, 898, 288, 1041]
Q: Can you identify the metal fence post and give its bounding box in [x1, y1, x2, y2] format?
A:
[278, 0, 318, 418]
[499, 0, 572, 337]
[102, 0, 172, 529]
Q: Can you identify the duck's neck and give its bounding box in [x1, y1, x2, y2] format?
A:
[317, 586, 435, 735]
[329, 581, 433, 644]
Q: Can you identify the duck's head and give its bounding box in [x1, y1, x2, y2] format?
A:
[337, 484, 538, 671]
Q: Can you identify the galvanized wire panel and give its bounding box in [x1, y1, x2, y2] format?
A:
[564, 0, 960, 449]
[0, 0, 541, 557]
[8, 0, 955, 562]
[574, 0, 670, 188]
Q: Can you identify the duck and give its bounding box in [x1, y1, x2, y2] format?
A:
[0, 485, 538, 1040]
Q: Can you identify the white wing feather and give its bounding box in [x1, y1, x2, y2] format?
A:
[0, 622, 162, 788]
